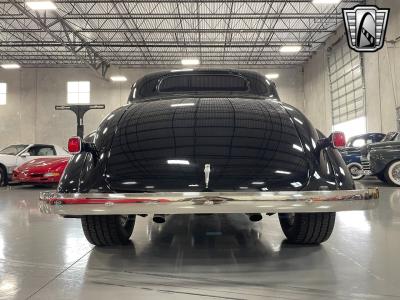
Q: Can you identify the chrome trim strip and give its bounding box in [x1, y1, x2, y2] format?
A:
[39, 189, 379, 215]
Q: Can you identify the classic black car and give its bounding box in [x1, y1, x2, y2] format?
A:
[39, 69, 378, 246]
[361, 132, 400, 186]
[339, 133, 385, 180]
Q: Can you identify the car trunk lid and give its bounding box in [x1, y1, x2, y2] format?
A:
[105, 97, 311, 192]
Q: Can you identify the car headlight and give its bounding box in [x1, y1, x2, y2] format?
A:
[43, 172, 60, 177]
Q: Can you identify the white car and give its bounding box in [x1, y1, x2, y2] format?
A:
[0, 144, 69, 186]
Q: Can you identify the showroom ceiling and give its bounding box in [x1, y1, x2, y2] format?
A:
[0, 0, 364, 73]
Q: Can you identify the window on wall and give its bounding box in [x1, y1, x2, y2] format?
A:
[328, 39, 366, 139]
[67, 81, 90, 104]
[0, 83, 6, 105]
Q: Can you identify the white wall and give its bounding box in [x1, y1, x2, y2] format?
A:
[364, 0, 400, 132]
[304, 0, 400, 135]
[0, 66, 304, 149]
[303, 47, 332, 134]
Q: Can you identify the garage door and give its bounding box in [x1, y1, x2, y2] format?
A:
[328, 38, 366, 134]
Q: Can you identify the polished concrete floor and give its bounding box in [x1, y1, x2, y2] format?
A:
[0, 180, 399, 300]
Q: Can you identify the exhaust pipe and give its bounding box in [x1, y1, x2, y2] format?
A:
[247, 213, 263, 222]
[153, 214, 166, 223]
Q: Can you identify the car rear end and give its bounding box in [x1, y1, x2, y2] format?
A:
[42, 95, 379, 214]
[39, 69, 379, 246]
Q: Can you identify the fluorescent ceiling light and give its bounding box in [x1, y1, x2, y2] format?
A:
[265, 73, 279, 80]
[280, 45, 302, 53]
[26, 1, 57, 10]
[312, 0, 341, 4]
[1, 63, 20, 69]
[167, 159, 190, 165]
[170, 103, 195, 107]
[181, 58, 200, 66]
[110, 76, 127, 82]
[251, 182, 265, 185]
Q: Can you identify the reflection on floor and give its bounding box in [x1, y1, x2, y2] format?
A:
[0, 179, 400, 299]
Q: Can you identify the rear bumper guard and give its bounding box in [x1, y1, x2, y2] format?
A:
[39, 189, 379, 216]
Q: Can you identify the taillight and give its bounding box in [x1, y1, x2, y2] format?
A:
[332, 131, 346, 148]
[68, 136, 81, 154]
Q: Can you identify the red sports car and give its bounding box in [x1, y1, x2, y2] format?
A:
[12, 157, 70, 185]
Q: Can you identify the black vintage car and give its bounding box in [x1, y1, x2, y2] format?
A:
[361, 132, 400, 186]
[39, 69, 378, 246]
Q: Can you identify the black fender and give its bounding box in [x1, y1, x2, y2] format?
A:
[282, 103, 354, 190]
[325, 147, 355, 189]
[58, 106, 129, 193]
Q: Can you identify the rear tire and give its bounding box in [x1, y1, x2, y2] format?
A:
[384, 160, 400, 187]
[0, 166, 6, 186]
[81, 215, 135, 246]
[278, 212, 335, 245]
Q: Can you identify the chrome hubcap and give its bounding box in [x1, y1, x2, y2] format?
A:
[348, 164, 363, 179]
[350, 166, 360, 175]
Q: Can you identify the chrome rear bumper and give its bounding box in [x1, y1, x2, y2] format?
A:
[39, 189, 379, 216]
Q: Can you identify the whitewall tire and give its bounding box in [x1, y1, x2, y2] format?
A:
[385, 160, 400, 187]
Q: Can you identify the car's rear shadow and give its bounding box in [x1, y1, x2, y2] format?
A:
[82, 213, 330, 274]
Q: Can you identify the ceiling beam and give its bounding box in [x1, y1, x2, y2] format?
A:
[0, 13, 348, 21]
[0, 28, 336, 33]
[8, 0, 110, 79]
[0, 0, 362, 3]
[1, 0, 362, 68]
[0, 41, 318, 47]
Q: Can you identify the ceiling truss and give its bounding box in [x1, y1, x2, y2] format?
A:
[0, 0, 364, 77]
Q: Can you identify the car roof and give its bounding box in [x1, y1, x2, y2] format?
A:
[129, 68, 278, 102]
[135, 68, 267, 83]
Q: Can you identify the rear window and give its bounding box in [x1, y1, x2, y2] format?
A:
[158, 74, 248, 93]
[132, 71, 277, 101]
